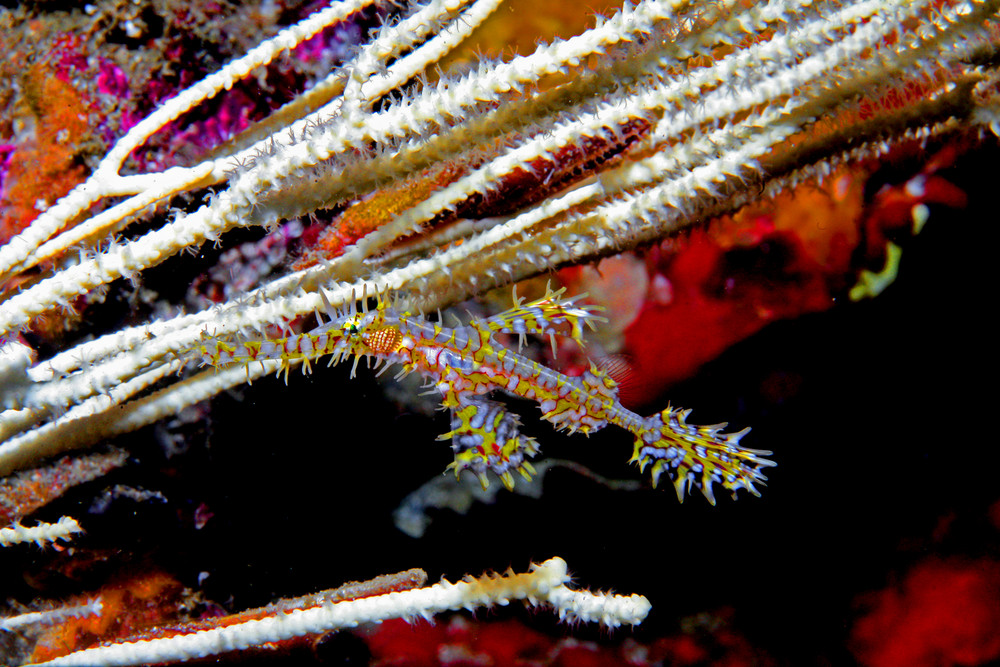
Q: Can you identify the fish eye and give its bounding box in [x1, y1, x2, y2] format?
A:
[349, 324, 358, 335]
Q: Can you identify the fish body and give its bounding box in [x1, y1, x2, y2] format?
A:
[197, 287, 774, 502]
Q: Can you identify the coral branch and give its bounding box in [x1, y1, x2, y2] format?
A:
[0, 516, 83, 548]
[30, 557, 648, 667]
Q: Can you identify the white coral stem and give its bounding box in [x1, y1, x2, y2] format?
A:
[0, 516, 83, 548]
[31, 557, 649, 667]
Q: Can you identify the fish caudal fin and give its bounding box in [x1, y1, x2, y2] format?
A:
[631, 407, 775, 504]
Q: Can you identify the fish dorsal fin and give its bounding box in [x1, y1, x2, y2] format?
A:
[482, 286, 603, 348]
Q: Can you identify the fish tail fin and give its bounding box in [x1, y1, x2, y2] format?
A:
[630, 407, 775, 504]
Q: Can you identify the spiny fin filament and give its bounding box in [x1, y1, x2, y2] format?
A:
[630, 407, 775, 505]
